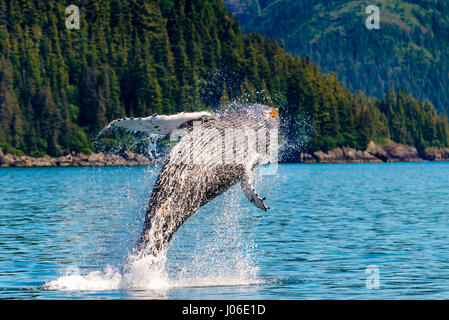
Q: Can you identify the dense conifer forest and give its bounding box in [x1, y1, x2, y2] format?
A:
[225, 0, 449, 114]
[0, 0, 448, 159]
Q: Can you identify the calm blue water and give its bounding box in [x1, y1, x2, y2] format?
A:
[1, 163, 449, 299]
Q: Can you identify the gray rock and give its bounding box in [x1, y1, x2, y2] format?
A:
[382, 142, 420, 161]
[424, 148, 449, 161]
[311, 147, 381, 163]
[366, 141, 389, 161]
[299, 152, 316, 163]
[0, 147, 9, 166]
[366, 141, 422, 162]
[0, 149, 152, 167]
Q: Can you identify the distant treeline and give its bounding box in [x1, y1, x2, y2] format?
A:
[0, 0, 448, 159]
[226, 0, 449, 129]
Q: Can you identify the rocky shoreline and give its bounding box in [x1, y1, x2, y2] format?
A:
[1, 141, 449, 167]
[298, 141, 449, 163]
[0, 148, 152, 167]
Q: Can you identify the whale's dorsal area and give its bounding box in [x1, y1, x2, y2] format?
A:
[107, 111, 214, 135]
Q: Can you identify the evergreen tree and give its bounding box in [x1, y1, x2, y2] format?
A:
[0, 0, 447, 159]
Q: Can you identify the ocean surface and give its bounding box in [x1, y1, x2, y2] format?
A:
[1, 162, 449, 299]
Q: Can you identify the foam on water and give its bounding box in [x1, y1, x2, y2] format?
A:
[44, 249, 262, 291]
[44, 184, 264, 292]
[45, 271, 262, 291]
[45, 104, 286, 293]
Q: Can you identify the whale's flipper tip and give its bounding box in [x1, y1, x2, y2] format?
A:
[241, 170, 269, 212]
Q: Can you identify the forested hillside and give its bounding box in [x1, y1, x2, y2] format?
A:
[0, 0, 448, 160]
[225, 0, 449, 113]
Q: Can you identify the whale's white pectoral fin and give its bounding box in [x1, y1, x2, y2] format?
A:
[241, 169, 269, 212]
[107, 111, 214, 135]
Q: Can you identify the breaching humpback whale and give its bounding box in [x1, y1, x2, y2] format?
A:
[106, 105, 279, 257]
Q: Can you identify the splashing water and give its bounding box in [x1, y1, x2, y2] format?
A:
[45, 111, 277, 292]
[44, 187, 263, 292]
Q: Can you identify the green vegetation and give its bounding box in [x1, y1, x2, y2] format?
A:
[226, 0, 449, 113]
[0, 0, 448, 160]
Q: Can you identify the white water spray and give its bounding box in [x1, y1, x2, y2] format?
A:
[46, 114, 272, 292]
